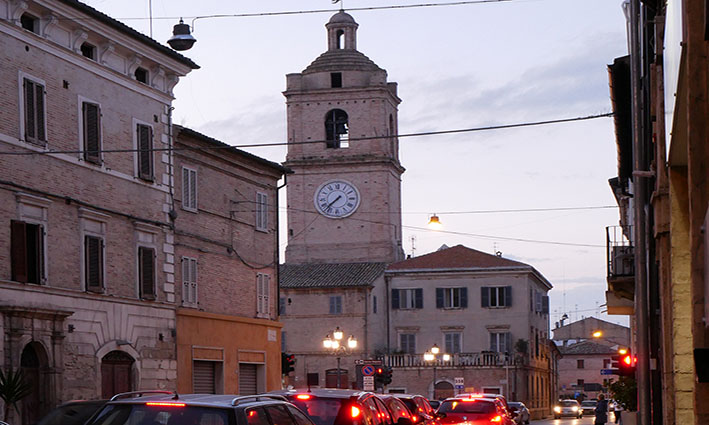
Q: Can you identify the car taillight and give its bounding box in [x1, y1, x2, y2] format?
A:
[351, 406, 362, 418]
[145, 402, 186, 407]
[296, 394, 312, 400]
[490, 415, 502, 423]
[249, 411, 257, 417]
[412, 416, 418, 423]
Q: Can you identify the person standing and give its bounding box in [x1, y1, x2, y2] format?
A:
[614, 401, 623, 424]
[595, 394, 609, 425]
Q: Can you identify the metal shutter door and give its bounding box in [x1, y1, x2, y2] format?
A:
[193, 361, 215, 394]
[239, 363, 258, 395]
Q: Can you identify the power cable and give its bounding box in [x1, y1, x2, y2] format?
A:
[0, 112, 613, 156]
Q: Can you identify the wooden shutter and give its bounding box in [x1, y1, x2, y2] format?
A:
[415, 288, 423, 309]
[35, 83, 45, 141]
[85, 235, 103, 291]
[193, 361, 216, 394]
[542, 295, 549, 314]
[11, 220, 28, 283]
[256, 192, 267, 230]
[504, 286, 512, 307]
[436, 288, 444, 308]
[24, 79, 36, 141]
[83, 102, 101, 163]
[239, 363, 258, 395]
[460, 287, 468, 308]
[137, 125, 153, 181]
[138, 247, 155, 299]
[481, 287, 490, 307]
[182, 168, 197, 210]
[391, 289, 400, 309]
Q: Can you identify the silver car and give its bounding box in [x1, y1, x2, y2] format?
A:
[553, 399, 582, 419]
[507, 402, 530, 424]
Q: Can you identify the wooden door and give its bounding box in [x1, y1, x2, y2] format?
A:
[101, 351, 134, 398]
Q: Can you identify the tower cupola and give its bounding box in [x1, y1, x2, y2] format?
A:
[326, 11, 358, 51]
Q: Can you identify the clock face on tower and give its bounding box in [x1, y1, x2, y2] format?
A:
[314, 180, 361, 218]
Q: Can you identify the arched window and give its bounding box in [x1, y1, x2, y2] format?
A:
[336, 30, 344, 49]
[21, 343, 49, 425]
[325, 109, 349, 149]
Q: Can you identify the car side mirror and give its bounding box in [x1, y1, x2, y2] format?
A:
[397, 418, 413, 425]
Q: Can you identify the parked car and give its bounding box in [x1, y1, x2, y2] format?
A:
[388, 394, 438, 425]
[456, 393, 511, 415]
[35, 399, 108, 425]
[269, 389, 400, 425]
[580, 400, 597, 416]
[553, 399, 583, 419]
[83, 391, 316, 425]
[428, 400, 441, 410]
[506, 402, 530, 424]
[435, 395, 515, 425]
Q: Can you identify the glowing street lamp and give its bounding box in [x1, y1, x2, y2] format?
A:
[323, 329, 357, 389]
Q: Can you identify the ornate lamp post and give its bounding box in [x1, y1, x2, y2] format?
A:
[424, 344, 450, 399]
[323, 327, 357, 389]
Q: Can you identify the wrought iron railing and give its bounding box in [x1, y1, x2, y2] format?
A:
[606, 225, 634, 278]
[380, 351, 511, 368]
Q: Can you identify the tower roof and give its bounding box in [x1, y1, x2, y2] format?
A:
[303, 50, 383, 74]
[328, 11, 356, 24]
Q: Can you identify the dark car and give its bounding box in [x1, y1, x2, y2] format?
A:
[436, 396, 514, 425]
[388, 394, 438, 425]
[84, 391, 316, 425]
[580, 400, 597, 416]
[34, 400, 108, 425]
[269, 389, 401, 425]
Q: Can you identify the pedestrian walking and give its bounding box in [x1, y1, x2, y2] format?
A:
[614, 402, 622, 425]
[595, 394, 609, 425]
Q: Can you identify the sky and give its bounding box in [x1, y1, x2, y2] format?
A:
[83, 0, 631, 328]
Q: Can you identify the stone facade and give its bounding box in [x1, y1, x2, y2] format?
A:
[552, 317, 630, 349]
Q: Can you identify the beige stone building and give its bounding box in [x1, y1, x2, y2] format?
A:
[383, 245, 553, 419]
[552, 317, 630, 349]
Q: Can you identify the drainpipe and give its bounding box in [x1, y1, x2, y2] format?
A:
[385, 274, 391, 353]
[276, 174, 288, 321]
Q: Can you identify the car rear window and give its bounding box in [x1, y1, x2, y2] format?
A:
[438, 400, 495, 414]
[88, 403, 232, 425]
[37, 401, 106, 425]
[288, 397, 346, 425]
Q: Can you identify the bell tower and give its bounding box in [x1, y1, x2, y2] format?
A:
[283, 11, 404, 264]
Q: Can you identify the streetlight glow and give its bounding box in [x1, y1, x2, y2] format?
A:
[442, 353, 451, 361]
[323, 335, 332, 348]
[423, 352, 434, 362]
[333, 327, 344, 341]
[431, 344, 440, 355]
[592, 330, 603, 338]
[348, 335, 357, 349]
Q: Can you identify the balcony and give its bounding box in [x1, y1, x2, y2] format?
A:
[606, 225, 635, 314]
[380, 351, 512, 368]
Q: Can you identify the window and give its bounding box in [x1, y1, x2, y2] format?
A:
[10, 220, 44, 284]
[281, 331, 287, 352]
[489, 332, 511, 353]
[325, 109, 348, 149]
[444, 332, 462, 353]
[22, 77, 46, 145]
[134, 67, 149, 84]
[182, 167, 197, 211]
[604, 358, 611, 368]
[20, 13, 38, 33]
[182, 257, 198, 306]
[436, 287, 467, 309]
[136, 124, 153, 181]
[399, 333, 416, 354]
[481, 286, 511, 308]
[542, 294, 549, 314]
[577, 359, 585, 369]
[256, 273, 270, 317]
[331, 72, 342, 88]
[535, 291, 543, 313]
[373, 295, 377, 314]
[138, 246, 156, 299]
[329, 296, 342, 314]
[392, 288, 423, 309]
[84, 235, 104, 292]
[81, 101, 101, 164]
[256, 192, 267, 231]
[279, 297, 286, 315]
[80, 42, 96, 60]
[577, 379, 585, 387]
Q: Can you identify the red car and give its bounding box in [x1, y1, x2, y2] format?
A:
[387, 394, 438, 425]
[436, 395, 514, 425]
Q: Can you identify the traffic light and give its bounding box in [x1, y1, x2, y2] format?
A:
[611, 349, 636, 376]
[382, 366, 393, 385]
[374, 367, 385, 386]
[281, 352, 296, 375]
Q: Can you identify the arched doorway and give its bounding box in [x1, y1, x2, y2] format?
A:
[434, 381, 454, 401]
[101, 351, 134, 398]
[20, 342, 49, 425]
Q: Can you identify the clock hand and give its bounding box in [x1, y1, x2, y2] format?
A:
[326, 195, 343, 209]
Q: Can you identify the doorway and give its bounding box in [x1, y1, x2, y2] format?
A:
[101, 351, 134, 398]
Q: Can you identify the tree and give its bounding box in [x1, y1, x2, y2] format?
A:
[608, 376, 637, 412]
[0, 368, 33, 422]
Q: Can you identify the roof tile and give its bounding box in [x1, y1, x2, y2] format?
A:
[387, 245, 528, 271]
[279, 262, 387, 288]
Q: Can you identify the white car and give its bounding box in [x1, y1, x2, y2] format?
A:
[508, 402, 530, 424]
[553, 399, 582, 419]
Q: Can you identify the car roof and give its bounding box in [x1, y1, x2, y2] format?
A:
[269, 389, 374, 400]
[107, 392, 291, 409]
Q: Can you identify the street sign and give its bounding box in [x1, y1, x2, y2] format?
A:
[362, 365, 375, 376]
[363, 375, 374, 391]
[454, 377, 464, 386]
[601, 369, 616, 375]
[355, 359, 383, 365]
[454, 385, 464, 390]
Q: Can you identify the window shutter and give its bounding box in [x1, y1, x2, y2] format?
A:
[391, 289, 400, 309]
[189, 170, 197, 209]
[137, 125, 153, 180]
[542, 295, 549, 314]
[24, 79, 36, 141]
[85, 235, 103, 290]
[436, 288, 444, 308]
[35, 83, 45, 141]
[139, 247, 155, 299]
[535, 292, 542, 312]
[504, 286, 512, 307]
[481, 287, 490, 307]
[415, 288, 423, 309]
[460, 287, 468, 308]
[83, 102, 100, 163]
[182, 168, 190, 208]
[11, 220, 28, 283]
[182, 257, 190, 302]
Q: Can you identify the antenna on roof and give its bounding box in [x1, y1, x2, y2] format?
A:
[411, 235, 416, 258]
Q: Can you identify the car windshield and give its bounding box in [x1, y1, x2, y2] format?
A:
[561, 401, 578, 407]
[438, 400, 495, 414]
[582, 401, 597, 407]
[288, 397, 347, 425]
[37, 401, 106, 425]
[87, 404, 232, 425]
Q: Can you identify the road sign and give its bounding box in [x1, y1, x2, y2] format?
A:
[454, 377, 464, 386]
[362, 365, 375, 376]
[363, 375, 374, 391]
[454, 385, 464, 390]
[601, 369, 616, 375]
[355, 359, 383, 365]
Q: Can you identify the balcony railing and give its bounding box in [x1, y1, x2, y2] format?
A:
[380, 351, 511, 368]
[606, 225, 634, 278]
